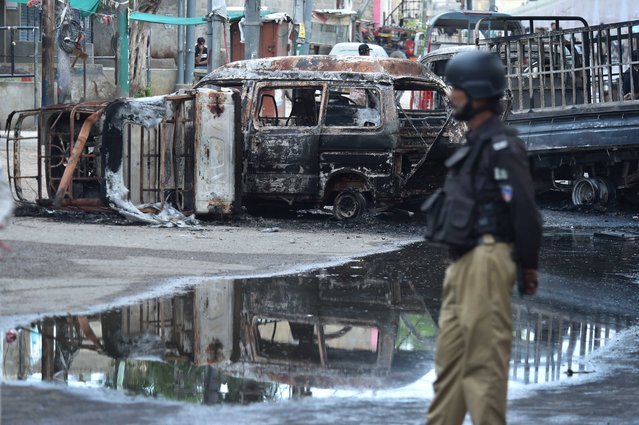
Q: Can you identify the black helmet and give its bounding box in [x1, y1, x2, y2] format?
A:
[444, 51, 506, 99]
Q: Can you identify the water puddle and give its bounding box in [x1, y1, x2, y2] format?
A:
[2, 232, 639, 408]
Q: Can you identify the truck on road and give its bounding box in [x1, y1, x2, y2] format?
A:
[421, 17, 639, 205]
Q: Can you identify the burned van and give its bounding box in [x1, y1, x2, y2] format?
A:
[196, 56, 460, 218]
[5, 56, 460, 221]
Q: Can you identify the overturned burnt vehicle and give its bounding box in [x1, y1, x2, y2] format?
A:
[5, 56, 459, 221]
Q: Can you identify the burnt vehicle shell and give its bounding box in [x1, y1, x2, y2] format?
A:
[4, 57, 458, 221]
[196, 56, 459, 216]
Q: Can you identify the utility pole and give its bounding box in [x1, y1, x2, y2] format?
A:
[41, 318, 55, 381]
[177, 0, 184, 85]
[243, 0, 261, 60]
[207, 0, 227, 72]
[185, 0, 196, 83]
[301, 0, 313, 55]
[292, 0, 312, 55]
[291, 0, 302, 56]
[117, 1, 129, 97]
[41, 0, 55, 106]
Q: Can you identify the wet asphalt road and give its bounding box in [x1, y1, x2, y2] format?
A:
[2, 229, 639, 425]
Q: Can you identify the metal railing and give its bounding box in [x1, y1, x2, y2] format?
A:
[480, 20, 639, 113]
[0, 26, 39, 109]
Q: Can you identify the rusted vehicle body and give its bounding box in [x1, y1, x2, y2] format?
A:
[196, 56, 458, 218]
[5, 56, 457, 220]
[5, 90, 241, 224]
[422, 18, 639, 205]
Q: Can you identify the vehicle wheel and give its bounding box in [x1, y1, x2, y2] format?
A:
[333, 190, 367, 220]
[58, 20, 82, 54]
[571, 177, 615, 205]
[572, 178, 597, 205]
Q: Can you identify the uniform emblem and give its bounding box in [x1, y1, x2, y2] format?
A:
[493, 140, 509, 151]
[494, 167, 509, 181]
[500, 185, 513, 202]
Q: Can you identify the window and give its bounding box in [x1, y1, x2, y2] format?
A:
[19, 4, 40, 41]
[254, 318, 379, 365]
[256, 319, 320, 362]
[257, 86, 322, 128]
[325, 87, 381, 127]
[395, 84, 448, 111]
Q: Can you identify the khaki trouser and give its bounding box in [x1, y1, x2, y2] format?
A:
[427, 239, 516, 425]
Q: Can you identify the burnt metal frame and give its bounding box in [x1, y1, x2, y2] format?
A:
[5, 103, 109, 209]
[123, 95, 196, 213]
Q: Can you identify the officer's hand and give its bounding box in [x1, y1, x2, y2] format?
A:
[521, 269, 538, 296]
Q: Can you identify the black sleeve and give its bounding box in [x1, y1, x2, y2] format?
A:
[494, 138, 542, 269]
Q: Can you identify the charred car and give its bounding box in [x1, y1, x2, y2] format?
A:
[5, 56, 460, 221]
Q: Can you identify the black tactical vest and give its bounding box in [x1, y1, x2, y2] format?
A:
[422, 134, 496, 249]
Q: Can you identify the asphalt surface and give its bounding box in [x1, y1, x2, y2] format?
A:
[1, 212, 639, 424]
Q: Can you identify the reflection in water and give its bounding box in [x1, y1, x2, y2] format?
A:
[511, 304, 630, 385]
[2, 234, 639, 406]
[2, 265, 440, 405]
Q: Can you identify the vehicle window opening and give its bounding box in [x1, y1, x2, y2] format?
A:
[256, 319, 320, 362]
[257, 86, 322, 128]
[325, 87, 381, 127]
[394, 83, 450, 146]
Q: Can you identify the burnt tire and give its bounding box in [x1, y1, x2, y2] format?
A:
[571, 177, 616, 206]
[333, 190, 367, 220]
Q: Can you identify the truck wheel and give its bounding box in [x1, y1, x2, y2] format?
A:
[333, 190, 367, 220]
[572, 178, 598, 205]
[571, 177, 615, 205]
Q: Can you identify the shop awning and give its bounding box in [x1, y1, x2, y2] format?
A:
[15, 0, 99, 17]
[128, 11, 208, 26]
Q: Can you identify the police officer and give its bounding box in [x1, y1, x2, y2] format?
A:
[423, 51, 542, 425]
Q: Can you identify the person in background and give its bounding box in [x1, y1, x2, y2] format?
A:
[195, 37, 208, 68]
[358, 43, 370, 56]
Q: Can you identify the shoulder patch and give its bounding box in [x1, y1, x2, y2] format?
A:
[492, 140, 509, 151]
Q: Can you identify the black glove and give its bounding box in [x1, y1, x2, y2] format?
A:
[517, 267, 538, 296]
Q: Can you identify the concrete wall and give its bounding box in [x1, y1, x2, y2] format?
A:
[0, 80, 38, 129]
[103, 67, 178, 96]
[0, 76, 37, 119]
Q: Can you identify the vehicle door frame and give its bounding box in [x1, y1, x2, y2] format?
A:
[245, 81, 328, 200]
[317, 81, 396, 200]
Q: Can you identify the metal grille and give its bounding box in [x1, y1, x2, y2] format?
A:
[481, 20, 639, 113]
[123, 97, 196, 213]
[19, 4, 40, 41]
